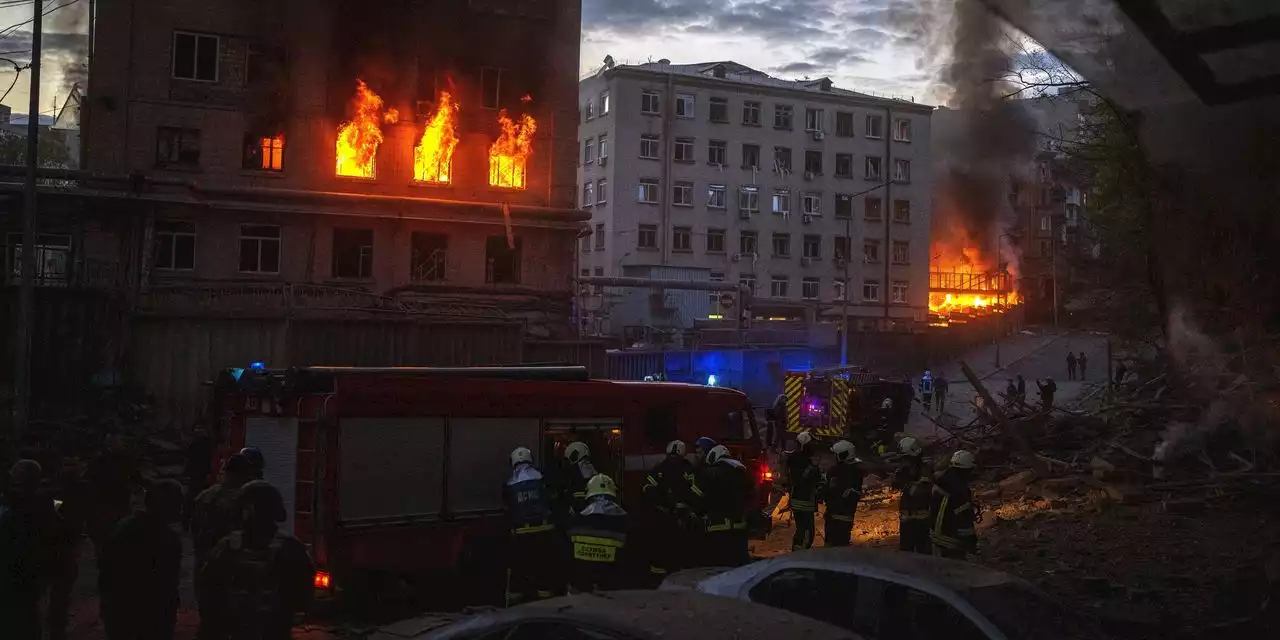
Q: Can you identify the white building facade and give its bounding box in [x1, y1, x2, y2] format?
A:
[577, 60, 933, 341]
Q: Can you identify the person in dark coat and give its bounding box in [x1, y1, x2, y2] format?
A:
[566, 474, 631, 593]
[892, 437, 932, 554]
[1066, 351, 1078, 380]
[184, 428, 214, 531]
[930, 451, 978, 559]
[690, 445, 753, 568]
[823, 440, 865, 547]
[48, 452, 91, 640]
[1015, 375, 1027, 405]
[84, 430, 148, 564]
[503, 446, 560, 605]
[784, 431, 823, 551]
[641, 440, 696, 583]
[198, 481, 314, 640]
[0, 459, 58, 640]
[192, 454, 254, 574]
[1036, 378, 1058, 412]
[99, 480, 185, 640]
[1078, 352, 1088, 380]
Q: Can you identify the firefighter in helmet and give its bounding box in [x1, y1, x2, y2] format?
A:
[893, 437, 933, 554]
[567, 474, 630, 593]
[197, 481, 314, 640]
[503, 446, 559, 605]
[239, 447, 265, 480]
[553, 441, 598, 524]
[930, 450, 979, 559]
[785, 431, 823, 551]
[823, 440, 864, 547]
[641, 440, 696, 584]
[690, 445, 753, 567]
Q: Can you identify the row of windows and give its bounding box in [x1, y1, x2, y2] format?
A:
[618, 178, 914, 221]
[158, 126, 286, 172]
[734, 273, 908, 303]
[600, 134, 912, 181]
[153, 222, 525, 284]
[583, 224, 911, 263]
[627, 90, 914, 142]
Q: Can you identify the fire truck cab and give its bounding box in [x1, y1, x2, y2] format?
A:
[781, 366, 914, 449]
[209, 364, 768, 605]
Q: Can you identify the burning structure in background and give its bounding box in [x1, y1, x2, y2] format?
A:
[336, 80, 399, 178]
[489, 97, 537, 189]
[414, 91, 459, 184]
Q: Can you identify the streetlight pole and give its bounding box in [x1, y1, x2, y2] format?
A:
[13, 0, 42, 444]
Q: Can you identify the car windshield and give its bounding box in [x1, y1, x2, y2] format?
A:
[965, 584, 1102, 640]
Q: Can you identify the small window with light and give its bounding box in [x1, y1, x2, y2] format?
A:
[243, 132, 284, 172]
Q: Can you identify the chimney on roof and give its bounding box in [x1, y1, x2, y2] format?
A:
[604, 55, 615, 69]
[819, 78, 833, 92]
[713, 64, 726, 78]
[658, 58, 671, 65]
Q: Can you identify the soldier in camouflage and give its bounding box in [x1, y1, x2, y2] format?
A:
[192, 453, 254, 572]
[98, 480, 184, 640]
[197, 481, 313, 640]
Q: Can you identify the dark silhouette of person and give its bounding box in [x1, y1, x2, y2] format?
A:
[184, 427, 214, 531]
[48, 451, 91, 640]
[84, 430, 149, 565]
[0, 459, 58, 640]
[99, 480, 185, 640]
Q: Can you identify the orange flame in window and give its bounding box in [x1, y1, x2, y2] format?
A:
[414, 91, 459, 184]
[488, 109, 536, 189]
[336, 80, 398, 178]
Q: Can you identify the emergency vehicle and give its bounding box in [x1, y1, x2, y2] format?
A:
[780, 365, 914, 445]
[209, 364, 769, 604]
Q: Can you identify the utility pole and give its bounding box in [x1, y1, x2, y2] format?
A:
[840, 214, 850, 364]
[1051, 215, 1059, 329]
[13, 0, 42, 443]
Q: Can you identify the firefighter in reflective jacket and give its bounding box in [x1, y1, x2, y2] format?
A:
[690, 445, 752, 567]
[823, 440, 864, 547]
[892, 437, 932, 554]
[503, 447, 559, 606]
[930, 450, 978, 559]
[642, 440, 695, 583]
[552, 442, 598, 527]
[786, 431, 823, 551]
[567, 474, 630, 593]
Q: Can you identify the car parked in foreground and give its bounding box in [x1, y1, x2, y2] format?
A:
[660, 548, 1107, 640]
[367, 590, 862, 640]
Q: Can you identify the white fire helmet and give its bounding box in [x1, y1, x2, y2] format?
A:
[796, 431, 814, 447]
[831, 440, 858, 463]
[510, 446, 533, 468]
[565, 441, 590, 464]
[586, 473, 618, 499]
[666, 440, 687, 456]
[706, 444, 732, 465]
[950, 450, 977, 470]
[899, 437, 923, 457]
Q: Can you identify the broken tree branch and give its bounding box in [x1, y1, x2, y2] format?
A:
[960, 360, 1050, 477]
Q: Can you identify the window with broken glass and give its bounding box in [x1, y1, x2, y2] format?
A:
[410, 232, 448, 282]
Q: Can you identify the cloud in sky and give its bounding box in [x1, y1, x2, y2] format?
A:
[581, 0, 943, 100]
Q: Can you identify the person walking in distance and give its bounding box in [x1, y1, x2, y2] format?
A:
[98, 480, 185, 640]
[641, 440, 696, 584]
[1078, 352, 1088, 380]
[784, 431, 822, 551]
[1015, 375, 1027, 405]
[919, 369, 935, 413]
[1036, 377, 1058, 413]
[1066, 351, 1078, 380]
[929, 451, 979, 560]
[567, 474, 630, 593]
[892, 438, 932, 554]
[0, 459, 59, 640]
[823, 440, 864, 548]
[197, 481, 314, 640]
[690, 445, 753, 567]
[933, 375, 949, 414]
[502, 446, 559, 605]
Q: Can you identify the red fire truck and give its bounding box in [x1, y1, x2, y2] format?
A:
[209, 364, 768, 604]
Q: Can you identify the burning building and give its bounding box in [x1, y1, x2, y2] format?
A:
[6, 0, 587, 424]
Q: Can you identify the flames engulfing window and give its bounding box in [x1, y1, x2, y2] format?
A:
[415, 92, 459, 184]
[243, 133, 284, 171]
[336, 80, 398, 179]
[489, 107, 537, 189]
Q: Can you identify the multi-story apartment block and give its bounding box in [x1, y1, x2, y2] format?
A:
[577, 60, 933, 339]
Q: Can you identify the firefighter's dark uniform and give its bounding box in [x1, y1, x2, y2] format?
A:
[893, 461, 933, 553]
[503, 462, 559, 605]
[823, 459, 864, 547]
[641, 455, 695, 582]
[99, 504, 183, 640]
[929, 468, 977, 559]
[786, 445, 822, 551]
[552, 458, 598, 527]
[691, 457, 752, 567]
[566, 496, 630, 592]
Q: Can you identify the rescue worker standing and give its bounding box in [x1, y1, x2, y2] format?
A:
[0, 459, 58, 640]
[553, 441, 598, 524]
[502, 446, 558, 606]
[786, 431, 822, 551]
[930, 450, 979, 560]
[239, 446, 266, 480]
[192, 454, 255, 575]
[641, 440, 695, 584]
[693, 436, 717, 468]
[892, 437, 932, 554]
[99, 480, 185, 640]
[84, 430, 148, 566]
[198, 481, 314, 640]
[823, 440, 864, 547]
[919, 369, 935, 413]
[567, 474, 630, 593]
[691, 445, 752, 567]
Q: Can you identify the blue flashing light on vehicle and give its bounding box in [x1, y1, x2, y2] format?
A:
[707, 374, 719, 387]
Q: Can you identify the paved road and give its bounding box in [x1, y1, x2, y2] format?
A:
[906, 329, 1112, 442]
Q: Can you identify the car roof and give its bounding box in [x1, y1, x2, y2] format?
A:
[744, 547, 1021, 592]
[410, 590, 864, 640]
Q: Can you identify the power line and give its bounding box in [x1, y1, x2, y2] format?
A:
[0, 0, 84, 41]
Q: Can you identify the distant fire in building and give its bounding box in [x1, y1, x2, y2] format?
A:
[336, 80, 398, 178]
[489, 95, 536, 189]
[929, 242, 1020, 325]
[414, 91, 459, 184]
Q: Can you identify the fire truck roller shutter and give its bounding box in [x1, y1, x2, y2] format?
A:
[818, 378, 850, 438]
[447, 418, 542, 514]
[338, 418, 446, 521]
[244, 416, 300, 535]
[784, 375, 803, 433]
